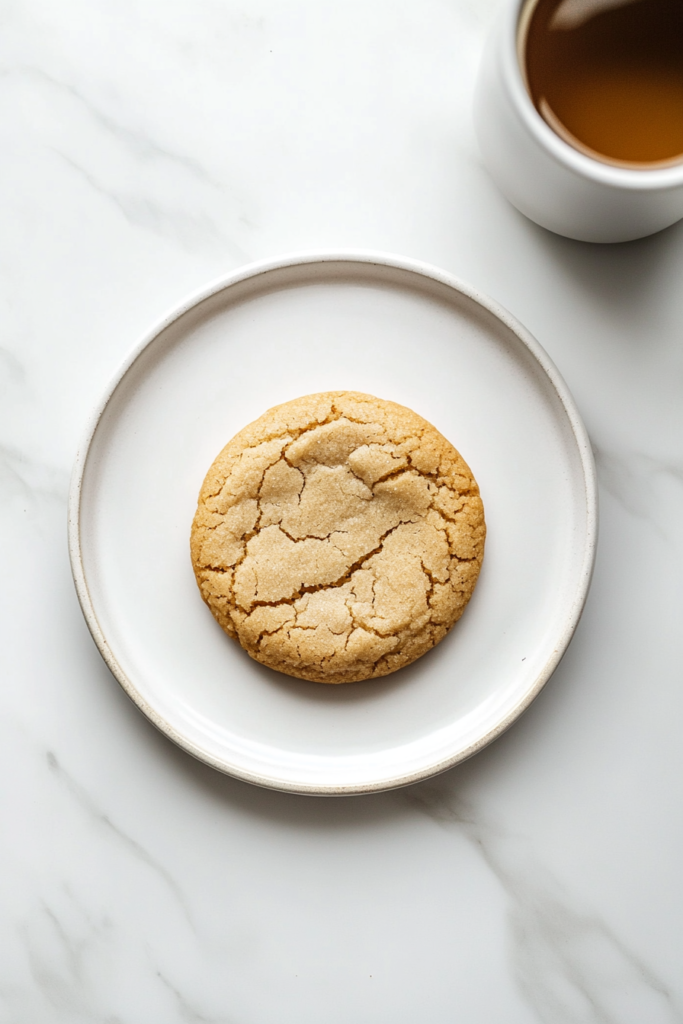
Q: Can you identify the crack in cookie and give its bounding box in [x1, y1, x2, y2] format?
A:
[191, 392, 486, 684]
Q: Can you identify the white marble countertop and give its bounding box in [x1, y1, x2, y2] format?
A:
[2, 1, 683, 1021]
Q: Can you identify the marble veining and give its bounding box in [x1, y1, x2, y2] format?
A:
[45, 752, 194, 927]
[156, 971, 230, 1024]
[593, 442, 683, 536]
[405, 780, 683, 1024]
[2, 0, 683, 1020]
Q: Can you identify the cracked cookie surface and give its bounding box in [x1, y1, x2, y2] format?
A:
[191, 392, 485, 684]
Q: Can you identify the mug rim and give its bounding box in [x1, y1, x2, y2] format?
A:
[503, 0, 683, 191]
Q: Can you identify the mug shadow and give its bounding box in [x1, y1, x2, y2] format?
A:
[527, 211, 683, 333]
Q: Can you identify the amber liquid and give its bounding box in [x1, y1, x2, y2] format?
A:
[522, 0, 683, 166]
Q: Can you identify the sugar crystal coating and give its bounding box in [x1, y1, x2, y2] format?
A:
[190, 392, 485, 684]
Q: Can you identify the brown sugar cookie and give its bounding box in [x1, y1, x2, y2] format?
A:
[191, 392, 485, 684]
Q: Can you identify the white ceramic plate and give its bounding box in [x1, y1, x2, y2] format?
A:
[69, 252, 597, 795]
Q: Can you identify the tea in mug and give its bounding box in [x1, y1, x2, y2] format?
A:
[521, 0, 683, 166]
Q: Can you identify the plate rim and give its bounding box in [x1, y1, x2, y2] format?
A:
[68, 249, 598, 796]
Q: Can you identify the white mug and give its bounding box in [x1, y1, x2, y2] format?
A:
[474, 0, 683, 243]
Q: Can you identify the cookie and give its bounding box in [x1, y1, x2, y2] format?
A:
[191, 392, 485, 684]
